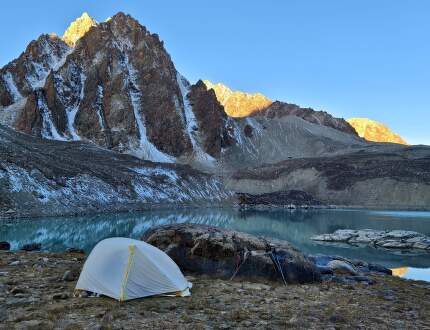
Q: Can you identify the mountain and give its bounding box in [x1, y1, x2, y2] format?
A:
[0, 12, 366, 171]
[1, 12, 233, 170]
[203, 81, 358, 135]
[1, 11, 428, 216]
[202, 80, 272, 117]
[347, 118, 408, 145]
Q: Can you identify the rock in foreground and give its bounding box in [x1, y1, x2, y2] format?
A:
[143, 224, 321, 284]
[312, 229, 430, 250]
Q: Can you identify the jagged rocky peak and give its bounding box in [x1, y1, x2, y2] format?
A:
[9, 11, 230, 167]
[203, 80, 272, 117]
[62, 12, 98, 47]
[347, 118, 408, 145]
[204, 80, 357, 136]
[0, 34, 70, 107]
[256, 101, 358, 136]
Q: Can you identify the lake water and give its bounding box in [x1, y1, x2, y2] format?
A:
[1, 208, 430, 282]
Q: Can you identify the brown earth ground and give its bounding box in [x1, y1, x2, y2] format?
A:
[1, 251, 430, 329]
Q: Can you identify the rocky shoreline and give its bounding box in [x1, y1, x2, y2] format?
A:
[312, 229, 430, 251]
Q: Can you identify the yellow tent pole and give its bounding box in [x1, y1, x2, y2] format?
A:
[119, 245, 135, 302]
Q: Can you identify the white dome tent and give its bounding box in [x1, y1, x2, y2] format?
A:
[75, 237, 192, 301]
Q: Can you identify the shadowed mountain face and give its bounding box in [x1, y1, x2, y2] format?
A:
[0, 12, 231, 169]
[347, 118, 408, 145]
[0, 124, 231, 218]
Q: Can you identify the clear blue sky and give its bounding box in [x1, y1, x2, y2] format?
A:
[1, 0, 429, 144]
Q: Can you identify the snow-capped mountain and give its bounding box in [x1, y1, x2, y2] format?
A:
[0, 11, 429, 216]
[0, 12, 369, 171]
[1, 12, 232, 169]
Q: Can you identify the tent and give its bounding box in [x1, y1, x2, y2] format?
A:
[75, 237, 192, 301]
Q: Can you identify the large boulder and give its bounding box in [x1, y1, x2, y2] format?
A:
[142, 224, 321, 284]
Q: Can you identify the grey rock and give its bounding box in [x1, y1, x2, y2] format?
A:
[327, 260, 358, 276]
[62, 270, 75, 282]
[9, 286, 28, 295]
[311, 229, 430, 251]
[143, 224, 321, 284]
[52, 293, 69, 300]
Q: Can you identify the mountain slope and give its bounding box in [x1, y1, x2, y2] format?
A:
[227, 146, 430, 209]
[347, 118, 408, 145]
[0, 124, 231, 218]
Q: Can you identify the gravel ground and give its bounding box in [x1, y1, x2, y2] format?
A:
[1, 251, 430, 329]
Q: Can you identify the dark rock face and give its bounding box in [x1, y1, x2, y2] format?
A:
[188, 80, 234, 157]
[0, 34, 70, 107]
[142, 223, 321, 284]
[236, 190, 322, 208]
[16, 13, 194, 159]
[254, 101, 358, 136]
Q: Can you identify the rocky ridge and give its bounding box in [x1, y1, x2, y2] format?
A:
[203, 80, 273, 117]
[62, 12, 98, 47]
[347, 118, 408, 145]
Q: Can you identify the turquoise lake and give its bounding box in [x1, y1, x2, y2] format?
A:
[1, 208, 430, 282]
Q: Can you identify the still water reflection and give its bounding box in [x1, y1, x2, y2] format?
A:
[1, 208, 430, 281]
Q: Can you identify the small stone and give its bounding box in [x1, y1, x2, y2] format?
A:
[62, 270, 75, 282]
[0, 241, 10, 250]
[9, 261, 20, 266]
[327, 260, 358, 275]
[66, 247, 85, 254]
[242, 283, 271, 291]
[10, 287, 28, 295]
[42, 257, 49, 263]
[52, 293, 69, 300]
[79, 291, 89, 298]
[20, 243, 41, 251]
